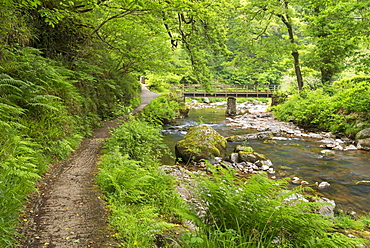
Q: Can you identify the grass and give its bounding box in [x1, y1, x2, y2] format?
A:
[185, 164, 367, 248]
[97, 117, 189, 247]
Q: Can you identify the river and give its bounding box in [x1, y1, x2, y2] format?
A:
[161, 103, 370, 214]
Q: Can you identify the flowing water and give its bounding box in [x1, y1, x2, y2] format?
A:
[162, 107, 370, 214]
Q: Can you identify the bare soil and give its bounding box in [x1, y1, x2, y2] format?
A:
[19, 85, 161, 248]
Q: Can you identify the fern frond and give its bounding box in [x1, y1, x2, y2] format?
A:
[0, 82, 23, 95]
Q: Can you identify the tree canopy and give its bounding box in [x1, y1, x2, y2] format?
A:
[2, 0, 370, 90]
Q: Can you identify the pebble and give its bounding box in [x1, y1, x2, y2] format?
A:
[318, 182, 331, 190]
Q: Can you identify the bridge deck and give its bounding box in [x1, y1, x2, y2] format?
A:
[182, 84, 277, 98]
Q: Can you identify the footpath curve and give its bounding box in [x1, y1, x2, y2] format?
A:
[20, 85, 161, 248]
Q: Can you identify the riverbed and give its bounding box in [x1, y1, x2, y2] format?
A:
[161, 101, 370, 214]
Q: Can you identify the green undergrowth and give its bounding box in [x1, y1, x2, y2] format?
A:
[97, 117, 190, 247]
[272, 76, 370, 137]
[139, 93, 187, 125]
[0, 47, 141, 246]
[186, 166, 367, 248]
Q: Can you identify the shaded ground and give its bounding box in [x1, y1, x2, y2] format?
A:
[19, 85, 161, 247]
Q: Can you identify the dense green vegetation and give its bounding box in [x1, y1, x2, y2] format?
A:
[139, 93, 186, 125]
[189, 167, 367, 248]
[97, 117, 189, 247]
[0, 47, 141, 245]
[272, 76, 370, 137]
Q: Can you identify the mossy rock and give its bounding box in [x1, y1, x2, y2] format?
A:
[356, 128, 370, 140]
[234, 145, 254, 153]
[355, 128, 370, 150]
[238, 151, 267, 163]
[175, 126, 227, 163]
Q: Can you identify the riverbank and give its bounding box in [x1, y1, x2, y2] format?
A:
[162, 99, 370, 214]
[80, 95, 370, 247]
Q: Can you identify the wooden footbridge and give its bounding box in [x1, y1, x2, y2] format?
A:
[182, 84, 278, 98]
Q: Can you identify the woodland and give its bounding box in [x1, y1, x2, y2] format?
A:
[1, 0, 370, 247]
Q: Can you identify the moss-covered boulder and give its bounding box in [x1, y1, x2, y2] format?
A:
[175, 126, 227, 163]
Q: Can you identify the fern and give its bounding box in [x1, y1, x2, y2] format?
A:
[190, 166, 366, 247]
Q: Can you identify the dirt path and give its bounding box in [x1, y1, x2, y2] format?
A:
[20, 85, 161, 248]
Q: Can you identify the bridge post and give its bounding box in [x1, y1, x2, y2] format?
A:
[225, 97, 237, 116]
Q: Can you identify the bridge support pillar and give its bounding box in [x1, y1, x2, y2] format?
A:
[226, 97, 237, 116]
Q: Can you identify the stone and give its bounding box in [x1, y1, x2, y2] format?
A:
[356, 128, 370, 151]
[356, 138, 370, 151]
[356, 127, 370, 139]
[260, 160, 273, 167]
[226, 132, 274, 142]
[229, 153, 239, 163]
[292, 179, 301, 185]
[344, 145, 357, 151]
[320, 149, 335, 156]
[332, 145, 344, 150]
[175, 126, 227, 163]
[312, 197, 336, 216]
[318, 181, 331, 190]
[203, 97, 210, 104]
[320, 138, 336, 144]
[272, 137, 289, 141]
[234, 145, 253, 153]
[256, 112, 273, 118]
[256, 132, 274, 140]
[225, 97, 237, 116]
[214, 157, 223, 162]
[238, 151, 267, 163]
[283, 193, 309, 203]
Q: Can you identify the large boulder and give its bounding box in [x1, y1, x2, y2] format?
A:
[356, 128, 370, 151]
[175, 126, 227, 163]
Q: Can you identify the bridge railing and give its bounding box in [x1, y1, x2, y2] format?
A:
[182, 84, 278, 94]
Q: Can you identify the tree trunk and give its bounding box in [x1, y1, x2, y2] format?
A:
[292, 51, 304, 90]
[278, 2, 304, 91]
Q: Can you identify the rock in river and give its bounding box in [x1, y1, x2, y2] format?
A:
[356, 127, 370, 151]
[175, 125, 227, 163]
[318, 181, 331, 190]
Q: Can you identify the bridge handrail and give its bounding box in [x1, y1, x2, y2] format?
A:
[182, 84, 278, 93]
